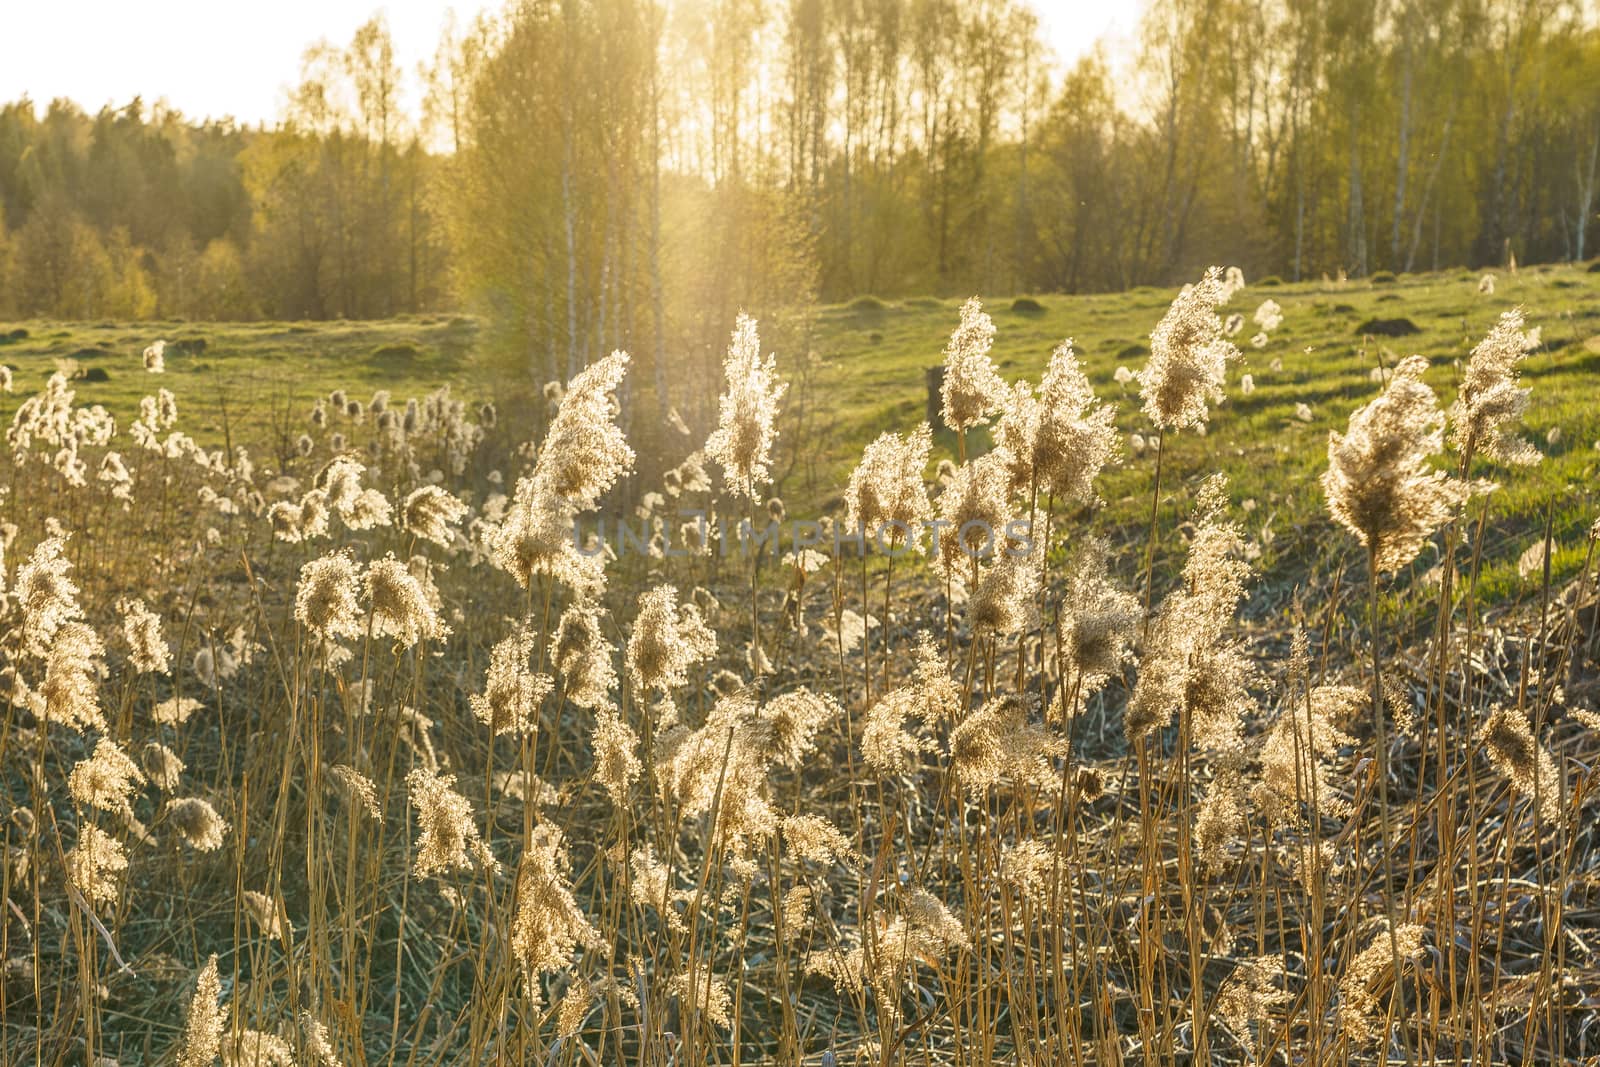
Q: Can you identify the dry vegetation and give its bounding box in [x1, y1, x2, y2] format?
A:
[2, 268, 1599, 1067]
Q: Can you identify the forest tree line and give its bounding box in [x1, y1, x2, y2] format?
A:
[0, 0, 1596, 374]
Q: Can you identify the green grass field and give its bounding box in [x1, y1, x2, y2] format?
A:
[3, 262, 1597, 626]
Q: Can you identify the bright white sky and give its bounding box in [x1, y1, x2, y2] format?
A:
[0, 0, 1141, 126]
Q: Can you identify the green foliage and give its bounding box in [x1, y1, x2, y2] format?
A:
[0, 0, 1596, 419]
[0, 21, 448, 324]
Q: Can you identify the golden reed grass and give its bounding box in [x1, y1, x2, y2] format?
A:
[0, 278, 1592, 1067]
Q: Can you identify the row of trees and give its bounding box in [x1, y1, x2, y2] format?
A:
[0, 2, 1596, 350]
[0, 21, 450, 321]
[439, 0, 1600, 433]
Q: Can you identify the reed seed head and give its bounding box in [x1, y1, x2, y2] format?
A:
[66, 823, 128, 906]
[705, 315, 786, 499]
[402, 485, 468, 548]
[295, 551, 363, 640]
[166, 797, 228, 851]
[365, 554, 446, 646]
[1139, 267, 1238, 431]
[533, 350, 635, 512]
[940, 298, 1006, 433]
[471, 626, 551, 737]
[626, 584, 716, 695]
[1323, 354, 1464, 572]
[177, 955, 226, 1067]
[845, 424, 932, 547]
[1450, 309, 1541, 466]
[407, 767, 497, 878]
[551, 600, 617, 708]
[510, 824, 600, 979]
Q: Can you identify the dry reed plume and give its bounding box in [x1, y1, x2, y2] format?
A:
[1, 278, 1594, 1067]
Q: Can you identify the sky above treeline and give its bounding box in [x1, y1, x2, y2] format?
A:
[0, 0, 1140, 127]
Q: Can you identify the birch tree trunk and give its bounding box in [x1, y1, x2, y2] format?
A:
[1576, 118, 1599, 262]
[1391, 32, 1414, 268]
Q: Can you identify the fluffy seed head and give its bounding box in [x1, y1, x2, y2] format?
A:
[591, 709, 641, 806]
[142, 742, 185, 791]
[940, 298, 1006, 432]
[1323, 354, 1465, 572]
[407, 767, 496, 878]
[556, 983, 590, 1038]
[1450, 309, 1541, 466]
[118, 598, 171, 674]
[1139, 267, 1239, 431]
[152, 696, 205, 727]
[626, 585, 716, 694]
[550, 600, 617, 708]
[862, 688, 928, 777]
[510, 824, 600, 978]
[1033, 340, 1120, 502]
[669, 964, 732, 1030]
[66, 823, 127, 905]
[298, 1012, 341, 1067]
[968, 536, 1040, 637]
[365, 555, 446, 646]
[1195, 770, 1247, 872]
[490, 478, 604, 593]
[783, 813, 864, 867]
[935, 454, 1012, 583]
[1478, 705, 1561, 822]
[294, 551, 363, 640]
[242, 890, 286, 941]
[470, 627, 552, 737]
[178, 955, 226, 1067]
[38, 621, 107, 733]
[69, 739, 144, 818]
[1127, 477, 1252, 744]
[1339, 921, 1427, 1044]
[705, 315, 786, 499]
[402, 485, 467, 548]
[342, 487, 393, 530]
[744, 688, 840, 768]
[948, 695, 1058, 793]
[532, 350, 635, 512]
[1256, 682, 1360, 828]
[1055, 539, 1140, 706]
[166, 797, 228, 851]
[14, 535, 82, 655]
[845, 424, 932, 548]
[328, 764, 381, 819]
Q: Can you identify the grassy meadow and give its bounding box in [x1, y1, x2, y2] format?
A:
[5, 259, 1597, 615]
[1, 260, 1599, 1066]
